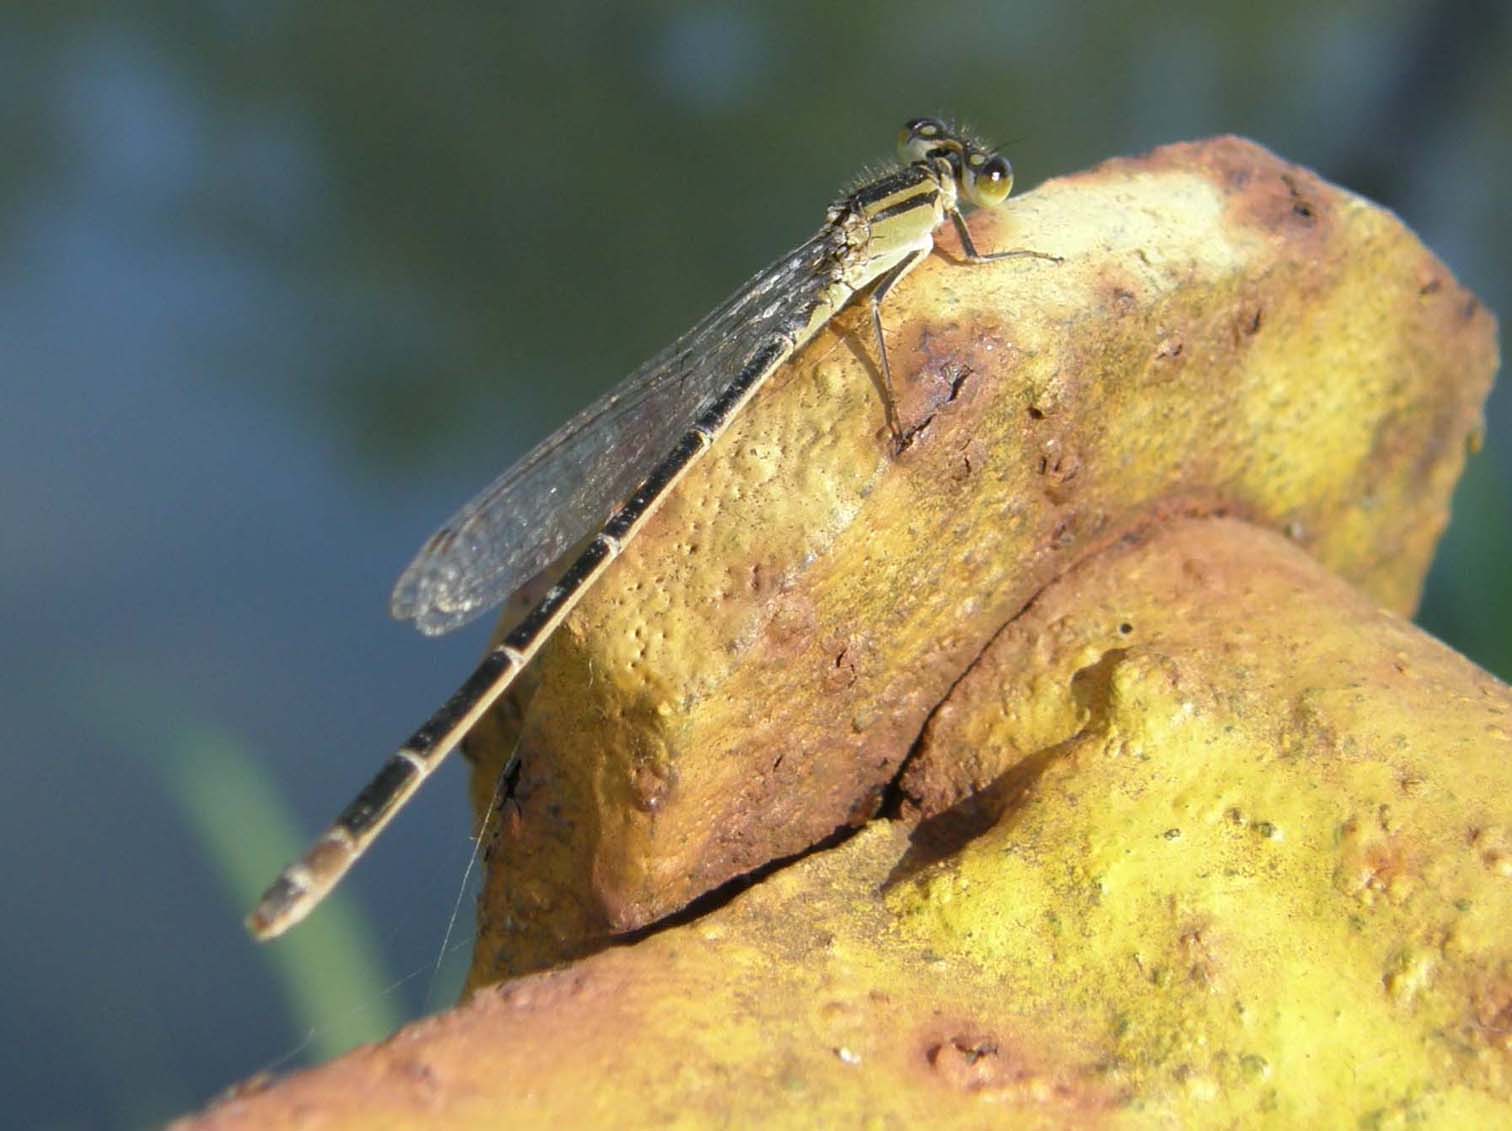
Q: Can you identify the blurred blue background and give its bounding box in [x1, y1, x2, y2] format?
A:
[2, 3, 1507, 1127]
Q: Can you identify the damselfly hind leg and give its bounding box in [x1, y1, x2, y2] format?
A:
[868, 248, 932, 448]
[870, 217, 1059, 453]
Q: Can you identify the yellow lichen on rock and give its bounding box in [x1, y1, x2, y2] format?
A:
[470, 137, 1496, 982]
[186, 518, 1512, 1130]
[894, 517, 1512, 1124]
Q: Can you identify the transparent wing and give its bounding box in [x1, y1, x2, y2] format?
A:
[391, 224, 848, 636]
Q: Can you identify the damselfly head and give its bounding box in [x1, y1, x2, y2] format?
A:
[897, 117, 1014, 210]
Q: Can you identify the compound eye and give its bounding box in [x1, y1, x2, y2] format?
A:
[964, 151, 1014, 208]
[897, 116, 951, 163]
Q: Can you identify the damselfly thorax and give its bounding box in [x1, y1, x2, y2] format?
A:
[247, 117, 1058, 940]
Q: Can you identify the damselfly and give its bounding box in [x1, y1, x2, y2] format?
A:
[248, 117, 1058, 940]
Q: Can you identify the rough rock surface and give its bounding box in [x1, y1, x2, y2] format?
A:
[181, 136, 1500, 1128]
[468, 135, 1495, 982]
[191, 519, 1511, 1128]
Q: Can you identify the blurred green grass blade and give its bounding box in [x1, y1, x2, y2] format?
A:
[84, 670, 405, 1063]
[160, 723, 404, 1060]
